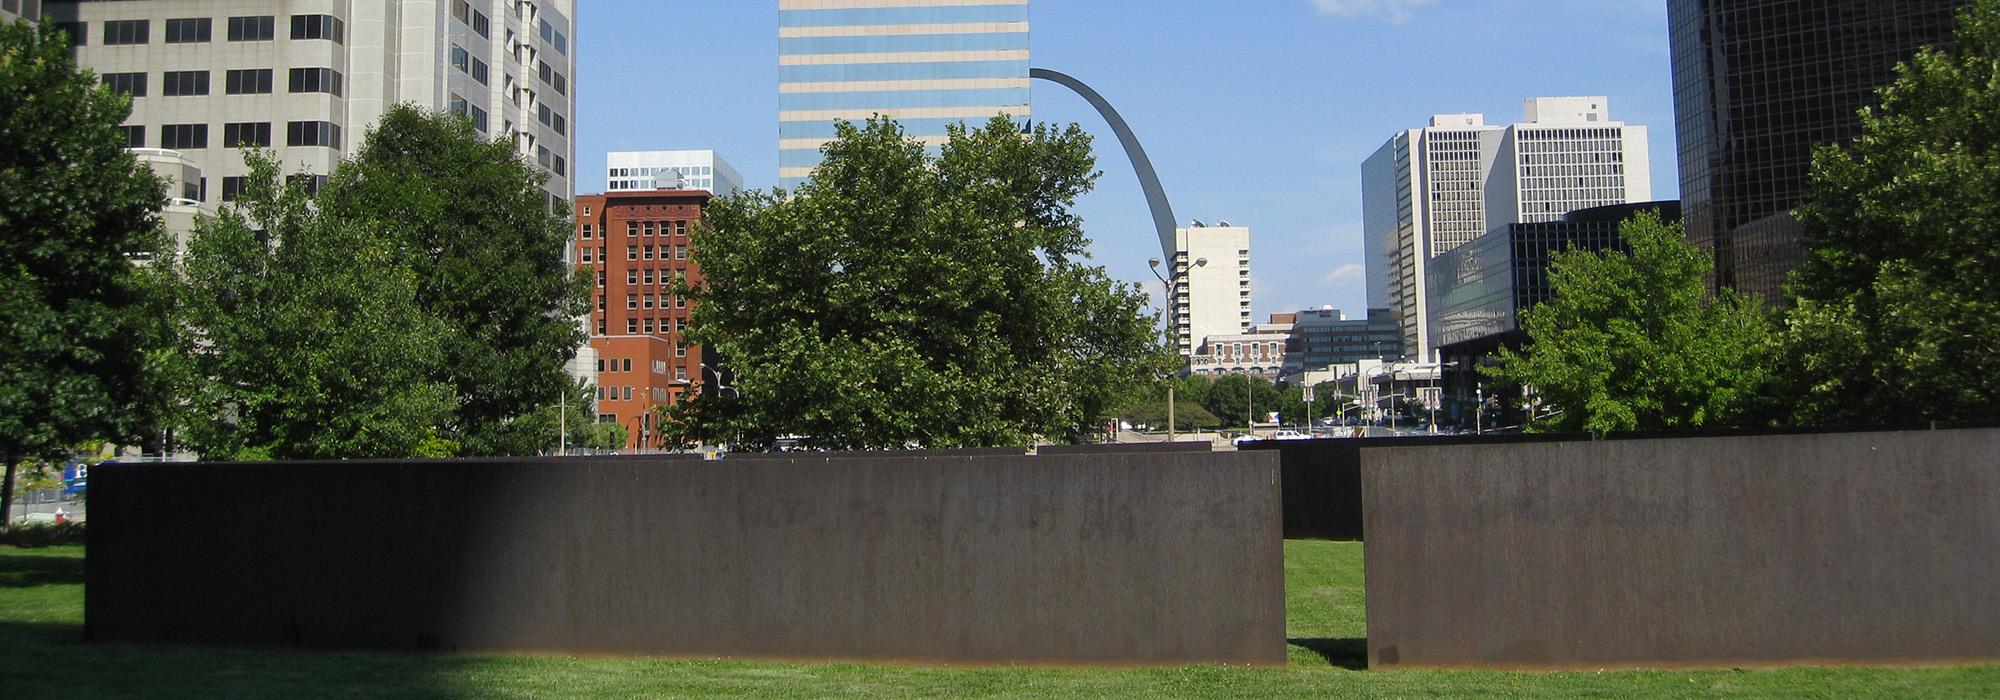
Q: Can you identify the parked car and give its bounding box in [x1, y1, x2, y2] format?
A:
[1233, 429, 1312, 446]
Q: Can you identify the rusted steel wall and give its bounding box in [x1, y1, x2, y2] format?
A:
[1361, 428, 2000, 669]
[87, 451, 1285, 667]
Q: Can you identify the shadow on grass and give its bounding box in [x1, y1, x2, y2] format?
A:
[0, 553, 86, 588]
[1289, 637, 1368, 670]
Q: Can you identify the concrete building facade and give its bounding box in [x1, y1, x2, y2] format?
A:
[608, 150, 744, 195]
[1171, 222, 1251, 361]
[777, 0, 1031, 189]
[1364, 98, 1651, 361]
[47, 0, 576, 207]
[1669, 0, 1967, 302]
[573, 189, 710, 451]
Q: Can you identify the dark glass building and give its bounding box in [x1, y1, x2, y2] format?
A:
[1425, 202, 1681, 427]
[1669, 0, 1967, 302]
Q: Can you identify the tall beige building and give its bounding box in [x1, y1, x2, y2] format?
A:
[46, 0, 576, 206]
[1170, 222, 1251, 361]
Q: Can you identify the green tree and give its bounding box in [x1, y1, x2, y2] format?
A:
[1786, 0, 2000, 425]
[1202, 374, 1287, 428]
[315, 106, 590, 456]
[1485, 211, 1777, 435]
[174, 154, 457, 460]
[0, 20, 173, 522]
[662, 116, 1165, 450]
[1118, 400, 1222, 432]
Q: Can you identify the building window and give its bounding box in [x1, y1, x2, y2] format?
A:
[162, 71, 209, 97]
[472, 11, 491, 38]
[290, 15, 344, 43]
[52, 21, 86, 47]
[286, 121, 342, 149]
[102, 72, 146, 97]
[553, 156, 566, 177]
[626, 294, 637, 309]
[103, 20, 149, 46]
[450, 45, 470, 72]
[164, 18, 211, 44]
[222, 122, 271, 148]
[224, 69, 273, 95]
[119, 125, 145, 148]
[288, 68, 343, 96]
[626, 318, 638, 334]
[451, 0, 471, 23]
[159, 124, 207, 150]
[220, 176, 250, 202]
[471, 59, 489, 85]
[286, 174, 329, 194]
[227, 16, 275, 41]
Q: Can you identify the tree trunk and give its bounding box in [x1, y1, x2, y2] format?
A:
[1, 457, 17, 530]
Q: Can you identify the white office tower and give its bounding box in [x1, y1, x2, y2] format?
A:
[1362, 114, 1502, 361]
[606, 150, 745, 194]
[46, 0, 577, 207]
[1171, 223, 1252, 361]
[1363, 98, 1650, 360]
[1487, 97, 1651, 228]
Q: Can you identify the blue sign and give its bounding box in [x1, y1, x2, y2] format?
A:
[63, 461, 87, 496]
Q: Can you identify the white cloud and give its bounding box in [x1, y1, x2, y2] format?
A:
[1311, 0, 1440, 25]
[1320, 263, 1365, 285]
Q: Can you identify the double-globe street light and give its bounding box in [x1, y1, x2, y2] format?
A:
[1148, 256, 1206, 444]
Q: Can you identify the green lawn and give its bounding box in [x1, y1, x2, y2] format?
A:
[3, 542, 1995, 698]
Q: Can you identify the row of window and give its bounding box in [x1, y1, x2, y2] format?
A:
[449, 45, 491, 86]
[536, 103, 567, 136]
[534, 145, 568, 176]
[446, 94, 491, 134]
[102, 68, 342, 98]
[624, 268, 686, 286]
[619, 318, 692, 343]
[624, 294, 690, 310]
[536, 60, 569, 96]
[450, 0, 493, 39]
[120, 121, 340, 150]
[83, 15, 342, 47]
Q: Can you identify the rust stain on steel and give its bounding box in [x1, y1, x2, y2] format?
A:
[1360, 428, 2000, 670]
[87, 451, 1285, 667]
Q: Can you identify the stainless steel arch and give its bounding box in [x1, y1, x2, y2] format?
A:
[1031, 68, 1178, 259]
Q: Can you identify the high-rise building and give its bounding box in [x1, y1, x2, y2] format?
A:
[777, 0, 1031, 189]
[1171, 222, 1251, 361]
[573, 189, 710, 452]
[1363, 98, 1650, 360]
[1, 0, 41, 22]
[46, 0, 577, 208]
[1669, 0, 1967, 302]
[607, 150, 744, 195]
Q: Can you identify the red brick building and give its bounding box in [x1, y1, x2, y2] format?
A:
[573, 189, 710, 450]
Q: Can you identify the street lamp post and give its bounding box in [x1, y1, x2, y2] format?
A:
[1149, 256, 1207, 444]
[1475, 387, 1485, 435]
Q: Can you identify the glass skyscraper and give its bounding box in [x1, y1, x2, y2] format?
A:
[1669, 0, 1967, 301]
[777, 0, 1031, 189]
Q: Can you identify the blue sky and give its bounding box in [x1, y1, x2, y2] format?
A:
[576, 1, 1677, 320]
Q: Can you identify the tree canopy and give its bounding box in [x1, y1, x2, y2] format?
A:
[173, 154, 458, 460]
[173, 106, 590, 459]
[1785, 0, 2000, 425]
[0, 20, 173, 517]
[1486, 211, 1777, 435]
[663, 116, 1166, 450]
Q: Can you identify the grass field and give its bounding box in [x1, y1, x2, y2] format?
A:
[4, 542, 1996, 698]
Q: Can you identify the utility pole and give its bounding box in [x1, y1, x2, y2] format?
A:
[1150, 256, 1207, 444]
